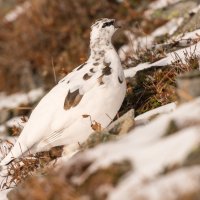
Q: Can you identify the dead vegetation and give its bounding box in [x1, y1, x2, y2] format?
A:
[120, 48, 199, 116]
[124, 47, 167, 68]
[1, 0, 200, 199]
[0, 0, 153, 94]
[0, 138, 63, 189]
[8, 171, 80, 200]
[8, 158, 132, 200]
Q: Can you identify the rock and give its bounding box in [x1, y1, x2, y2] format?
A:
[119, 166, 200, 200]
[0, 109, 10, 124]
[8, 159, 132, 200]
[106, 109, 134, 135]
[176, 70, 200, 103]
[183, 145, 200, 166]
[2, 1, 200, 199]
[80, 109, 134, 150]
[7, 173, 79, 200]
[151, 1, 197, 20]
[178, 8, 200, 34]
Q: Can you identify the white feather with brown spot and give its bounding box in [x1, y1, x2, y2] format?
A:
[0, 18, 126, 167]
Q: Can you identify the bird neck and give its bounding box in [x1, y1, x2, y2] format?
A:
[89, 37, 114, 61]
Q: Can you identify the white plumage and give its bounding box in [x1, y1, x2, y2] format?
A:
[0, 18, 126, 166]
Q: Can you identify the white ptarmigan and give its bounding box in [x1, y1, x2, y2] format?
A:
[0, 18, 126, 166]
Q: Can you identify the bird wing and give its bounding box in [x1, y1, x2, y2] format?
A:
[0, 62, 104, 165]
[22, 61, 104, 148]
[28, 61, 106, 150]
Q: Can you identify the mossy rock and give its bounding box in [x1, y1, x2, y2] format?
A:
[78, 160, 132, 200]
[151, 1, 197, 20]
[177, 10, 200, 35]
[81, 109, 135, 150]
[183, 145, 200, 166]
[8, 159, 132, 200]
[163, 119, 179, 137]
[80, 131, 117, 150]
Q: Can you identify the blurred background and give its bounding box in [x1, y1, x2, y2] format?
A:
[0, 0, 152, 94]
[1, 1, 200, 199]
[1, 0, 199, 134]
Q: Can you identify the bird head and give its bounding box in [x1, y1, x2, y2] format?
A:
[90, 18, 120, 45]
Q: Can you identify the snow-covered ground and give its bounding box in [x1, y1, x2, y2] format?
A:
[59, 97, 200, 200]
[0, 189, 11, 200]
[135, 102, 176, 122]
[1, 0, 200, 199]
[148, 0, 182, 10]
[124, 39, 200, 78]
[0, 88, 44, 137]
[119, 17, 184, 60]
[0, 88, 44, 110]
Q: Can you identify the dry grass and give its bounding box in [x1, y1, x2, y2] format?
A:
[0, 139, 63, 189]
[120, 46, 199, 116]
[138, 52, 199, 114]
[8, 158, 132, 200]
[8, 171, 80, 200]
[125, 47, 166, 68]
[0, 0, 152, 94]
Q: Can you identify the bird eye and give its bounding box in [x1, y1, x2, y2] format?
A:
[102, 21, 114, 28]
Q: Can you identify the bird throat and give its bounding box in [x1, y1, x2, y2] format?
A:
[90, 37, 113, 61]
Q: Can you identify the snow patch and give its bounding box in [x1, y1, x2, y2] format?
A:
[148, 0, 182, 10]
[135, 102, 177, 122]
[6, 116, 26, 128]
[61, 98, 200, 192]
[119, 18, 183, 61]
[0, 88, 44, 110]
[124, 40, 200, 78]
[109, 166, 200, 200]
[4, 2, 30, 23]
[0, 189, 12, 200]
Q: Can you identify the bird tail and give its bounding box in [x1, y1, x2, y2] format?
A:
[0, 140, 31, 166]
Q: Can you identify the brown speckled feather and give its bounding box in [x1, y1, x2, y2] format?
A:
[64, 89, 83, 110]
